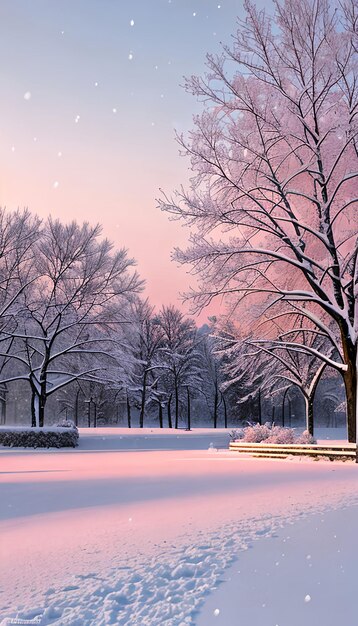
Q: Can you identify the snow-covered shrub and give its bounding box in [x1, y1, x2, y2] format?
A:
[229, 428, 244, 441]
[232, 423, 316, 445]
[265, 426, 295, 444]
[0, 426, 79, 448]
[296, 430, 317, 445]
[56, 418, 77, 429]
[242, 423, 272, 442]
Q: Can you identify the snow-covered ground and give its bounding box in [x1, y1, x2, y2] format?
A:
[0, 428, 356, 625]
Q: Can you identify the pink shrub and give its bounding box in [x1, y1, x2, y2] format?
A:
[265, 426, 295, 444]
[296, 430, 317, 445]
[242, 424, 272, 443]
[234, 423, 315, 445]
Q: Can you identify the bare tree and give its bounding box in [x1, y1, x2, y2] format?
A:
[157, 305, 203, 429]
[127, 299, 165, 428]
[0, 208, 41, 322]
[160, 0, 358, 441]
[0, 218, 142, 426]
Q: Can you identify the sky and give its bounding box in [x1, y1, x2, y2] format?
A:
[0, 0, 269, 322]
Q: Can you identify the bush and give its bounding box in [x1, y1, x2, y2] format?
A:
[241, 423, 272, 442]
[56, 418, 77, 429]
[296, 430, 317, 445]
[232, 423, 316, 445]
[0, 426, 79, 448]
[229, 428, 244, 441]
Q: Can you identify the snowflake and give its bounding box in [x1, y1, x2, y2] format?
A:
[53, 181, 59, 189]
[130, 19, 135, 26]
[24, 91, 31, 100]
[128, 52, 134, 61]
[75, 115, 80, 123]
[112, 108, 117, 114]
[57, 151, 62, 157]
[213, 609, 220, 616]
[304, 595, 311, 603]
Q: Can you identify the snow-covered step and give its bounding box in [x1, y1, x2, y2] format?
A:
[229, 442, 356, 460]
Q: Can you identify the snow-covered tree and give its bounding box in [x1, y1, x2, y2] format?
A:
[160, 0, 358, 441]
[127, 299, 165, 428]
[0, 218, 142, 426]
[199, 328, 228, 428]
[157, 305, 203, 429]
[0, 209, 41, 350]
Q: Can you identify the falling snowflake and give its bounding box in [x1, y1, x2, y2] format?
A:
[24, 91, 31, 101]
[128, 52, 134, 61]
[130, 19, 135, 26]
[75, 115, 80, 123]
[112, 108, 117, 114]
[193, 12, 197, 17]
[304, 595, 311, 603]
[94, 81, 99, 87]
[57, 151, 62, 157]
[53, 181, 59, 189]
[213, 609, 220, 616]
[11, 146, 15, 152]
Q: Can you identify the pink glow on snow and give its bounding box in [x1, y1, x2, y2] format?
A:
[1, 429, 357, 622]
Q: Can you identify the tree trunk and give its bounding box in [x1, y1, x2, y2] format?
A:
[38, 402, 45, 427]
[342, 353, 357, 444]
[222, 394, 228, 429]
[74, 389, 80, 426]
[186, 387, 191, 431]
[258, 387, 262, 425]
[31, 388, 36, 427]
[139, 372, 147, 429]
[126, 392, 131, 428]
[304, 395, 314, 436]
[271, 405, 275, 425]
[158, 402, 163, 428]
[167, 394, 172, 429]
[175, 385, 179, 429]
[213, 387, 218, 428]
[340, 328, 357, 444]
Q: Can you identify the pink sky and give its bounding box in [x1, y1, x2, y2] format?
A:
[0, 0, 270, 323]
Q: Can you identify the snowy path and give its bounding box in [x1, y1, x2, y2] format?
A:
[0, 428, 357, 625]
[196, 504, 358, 626]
